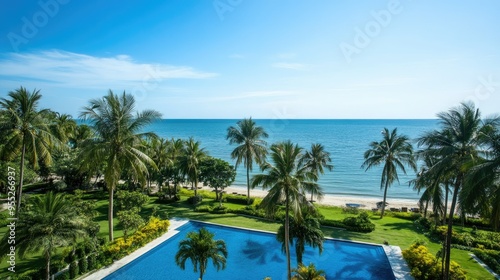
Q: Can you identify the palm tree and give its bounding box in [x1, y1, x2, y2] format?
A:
[69, 124, 93, 149]
[227, 117, 269, 204]
[48, 112, 77, 144]
[362, 128, 416, 218]
[0, 192, 87, 280]
[178, 137, 208, 197]
[277, 214, 324, 265]
[302, 143, 333, 202]
[410, 154, 446, 222]
[175, 227, 228, 280]
[0, 87, 61, 216]
[165, 138, 186, 197]
[292, 263, 326, 280]
[462, 126, 500, 231]
[417, 102, 498, 279]
[251, 141, 317, 280]
[79, 90, 161, 241]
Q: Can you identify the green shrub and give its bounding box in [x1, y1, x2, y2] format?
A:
[403, 243, 467, 280]
[88, 254, 97, 270]
[79, 257, 88, 274]
[212, 205, 228, 214]
[225, 194, 254, 205]
[115, 190, 149, 211]
[69, 261, 79, 279]
[194, 205, 212, 212]
[472, 248, 500, 275]
[391, 212, 422, 221]
[187, 195, 203, 204]
[342, 212, 375, 233]
[55, 270, 70, 280]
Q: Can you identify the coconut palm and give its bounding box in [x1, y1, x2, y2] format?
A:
[277, 214, 324, 265]
[302, 143, 333, 202]
[175, 227, 227, 280]
[462, 126, 500, 231]
[251, 141, 317, 280]
[79, 90, 161, 241]
[0, 192, 87, 280]
[410, 154, 447, 222]
[164, 138, 186, 197]
[227, 117, 268, 204]
[178, 137, 208, 197]
[48, 112, 77, 144]
[292, 263, 326, 280]
[362, 128, 416, 218]
[0, 87, 61, 216]
[417, 102, 499, 279]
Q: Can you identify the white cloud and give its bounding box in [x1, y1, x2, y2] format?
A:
[0, 50, 217, 89]
[271, 62, 308, 71]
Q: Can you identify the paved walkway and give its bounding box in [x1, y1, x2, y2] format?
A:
[81, 218, 188, 280]
[384, 245, 414, 280]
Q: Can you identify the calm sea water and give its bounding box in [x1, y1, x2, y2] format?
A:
[145, 119, 438, 200]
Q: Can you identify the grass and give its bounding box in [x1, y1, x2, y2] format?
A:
[0, 190, 497, 280]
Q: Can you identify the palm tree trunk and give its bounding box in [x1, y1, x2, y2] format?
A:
[246, 165, 251, 205]
[193, 181, 197, 196]
[444, 180, 460, 280]
[443, 185, 449, 225]
[285, 188, 291, 280]
[380, 180, 389, 218]
[108, 186, 114, 242]
[424, 200, 429, 218]
[15, 144, 26, 218]
[45, 250, 51, 280]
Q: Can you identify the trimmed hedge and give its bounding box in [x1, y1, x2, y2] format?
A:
[472, 249, 500, 275]
[225, 194, 254, 205]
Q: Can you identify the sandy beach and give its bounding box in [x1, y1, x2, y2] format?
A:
[217, 185, 421, 211]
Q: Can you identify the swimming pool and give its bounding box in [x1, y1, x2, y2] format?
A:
[103, 221, 396, 280]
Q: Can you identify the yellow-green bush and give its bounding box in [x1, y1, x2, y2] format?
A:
[402, 243, 466, 280]
[103, 217, 170, 260]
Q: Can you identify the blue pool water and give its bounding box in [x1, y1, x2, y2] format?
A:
[104, 221, 395, 280]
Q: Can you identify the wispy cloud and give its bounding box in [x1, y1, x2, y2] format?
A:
[272, 62, 308, 71]
[0, 50, 217, 89]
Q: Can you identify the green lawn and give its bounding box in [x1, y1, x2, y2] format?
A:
[0, 191, 496, 279]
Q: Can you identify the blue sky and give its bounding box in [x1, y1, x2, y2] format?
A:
[0, 0, 499, 119]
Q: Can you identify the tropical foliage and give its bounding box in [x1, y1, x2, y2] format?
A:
[175, 227, 227, 280]
[252, 141, 319, 280]
[362, 127, 416, 218]
[227, 117, 269, 204]
[0, 192, 88, 280]
[79, 90, 161, 241]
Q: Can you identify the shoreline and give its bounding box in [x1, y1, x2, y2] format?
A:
[217, 185, 422, 211]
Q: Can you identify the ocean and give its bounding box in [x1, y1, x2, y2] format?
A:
[146, 119, 439, 200]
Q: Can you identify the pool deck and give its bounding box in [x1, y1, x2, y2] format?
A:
[81, 218, 189, 280]
[383, 245, 414, 280]
[81, 218, 414, 280]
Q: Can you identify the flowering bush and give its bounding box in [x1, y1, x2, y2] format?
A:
[402, 243, 466, 280]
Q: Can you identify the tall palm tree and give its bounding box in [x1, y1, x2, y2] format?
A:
[362, 128, 416, 218]
[302, 143, 333, 202]
[175, 227, 228, 280]
[227, 117, 269, 204]
[277, 214, 324, 265]
[0, 192, 87, 280]
[165, 138, 186, 197]
[0, 87, 61, 216]
[179, 137, 208, 197]
[79, 90, 161, 241]
[417, 102, 498, 279]
[251, 141, 317, 280]
[462, 126, 500, 231]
